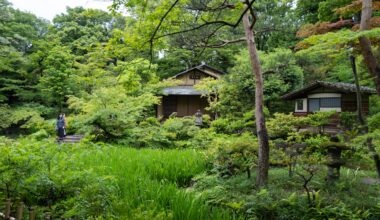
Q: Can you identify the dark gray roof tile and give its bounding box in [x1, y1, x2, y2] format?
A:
[281, 81, 376, 100]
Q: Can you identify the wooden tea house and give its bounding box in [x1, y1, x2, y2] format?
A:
[281, 81, 376, 116]
[156, 64, 224, 118]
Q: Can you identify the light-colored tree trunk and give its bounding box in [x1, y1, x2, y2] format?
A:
[242, 10, 270, 187]
[359, 0, 380, 95]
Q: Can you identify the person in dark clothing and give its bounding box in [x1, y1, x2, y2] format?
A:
[56, 114, 66, 140]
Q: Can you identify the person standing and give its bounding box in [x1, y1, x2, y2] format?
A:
[56, 114, 65, 140]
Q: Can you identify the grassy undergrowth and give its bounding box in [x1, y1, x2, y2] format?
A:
[190, 167, 380, 219]
[2, 138, 379, 219]
[79, 145, 236, 219]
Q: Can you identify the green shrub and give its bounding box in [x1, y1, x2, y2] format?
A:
[267, 113, 308, 139]
[28, 129, 50, 140]
[209, 133, 258, 178]
[162, 116, 199, 140]
[0, 104, 53, 135]
[340, 111, 358, 130]
[306, 111, 336, 131]
[67, 88, 159, 142]
[368, 112, 380, 132]
[211, 111, 255, 134]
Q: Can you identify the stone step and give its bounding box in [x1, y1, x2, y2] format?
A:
[58, 134, 84, 144]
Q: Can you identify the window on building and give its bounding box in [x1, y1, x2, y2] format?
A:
[320, 97, 341, 108]
[308, 97, 341, 112]
[296, 99, 304, 110]
[308, 99, 320, 112]
[189, 72, 201, 79]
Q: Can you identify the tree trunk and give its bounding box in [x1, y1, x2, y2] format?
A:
[359, 0, 380, 95]
[358, 0, 380, 178]
[242, 10, 270, 187]
[350, 55, 365, 125]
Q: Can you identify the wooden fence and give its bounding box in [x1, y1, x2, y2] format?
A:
[0, 199, 52, 220]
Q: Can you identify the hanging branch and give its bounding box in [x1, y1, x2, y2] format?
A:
[197, 24, 226, 57]
[148, 0, 180, 65]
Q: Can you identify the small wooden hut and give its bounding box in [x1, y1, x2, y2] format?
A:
[281, 81, 376, 116]
[156, 64, 224, 118]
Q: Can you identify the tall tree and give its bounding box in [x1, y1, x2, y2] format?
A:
[242, 8, 269, 186]
[0, 0, 49, 104]
[358, 0, 380, 177]
[358, 0, 380, 95]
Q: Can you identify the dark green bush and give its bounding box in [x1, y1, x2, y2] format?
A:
[340, 111, 358, 130]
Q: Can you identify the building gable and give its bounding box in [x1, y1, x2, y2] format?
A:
[172, 64, 223, 86]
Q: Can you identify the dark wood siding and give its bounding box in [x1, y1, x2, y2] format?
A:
[162, 95, 208, 118]
[163, 96, 177, 118]
[341, 94, 369, 114]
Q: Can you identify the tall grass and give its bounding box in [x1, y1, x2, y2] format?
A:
[79, 146, 235, 219]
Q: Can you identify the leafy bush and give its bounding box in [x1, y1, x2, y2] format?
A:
[267, 113, 308, 139]
[208, 133, 258, 178]
[306, 111, 336, 131]
[0, 139, 120, 219]
[67, 87, 159, 142]
[125, 117, 172, 148]
[0, 104, 54, 135]
[368, 112, 380, 132]
[211, 110, 256, 134]
[340, 111, 358, 130]
[162, 116, 200, 141]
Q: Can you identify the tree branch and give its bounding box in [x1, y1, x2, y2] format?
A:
[148, 0, 180, 65]
[152, 0, 256, 41]
[197, 37, 246, 48]
[262, 64, 287, 75]
[245, 0, 257, 29]
[147, 0, 257, 65]
[185, 0, 236, 12]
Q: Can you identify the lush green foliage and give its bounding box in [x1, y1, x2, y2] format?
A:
[1, 0, 380, 219]
[0, 138, 235, 219]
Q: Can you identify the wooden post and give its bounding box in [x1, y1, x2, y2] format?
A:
[29, 207, 35, 220]
[16, 202, 24, 220]
[5, 199, 11, 219]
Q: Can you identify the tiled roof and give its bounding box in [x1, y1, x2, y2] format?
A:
[172, 64, 225, 78]
[281, 81, 376, 100]
[162, 86, 205, 95]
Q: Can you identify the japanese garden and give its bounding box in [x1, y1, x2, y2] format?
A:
[1, 0, 380, 219]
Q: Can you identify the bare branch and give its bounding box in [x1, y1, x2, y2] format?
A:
[148, 0, 180, 65]
[153, 0, 256, 41]
[198, 25, 226, 56]
[245, 0, 257, 30]
[197, 37, 246, 48]
[262, 64, 287, 75]
[193, 27, 278, 49]
[185, 0, 236, 12]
